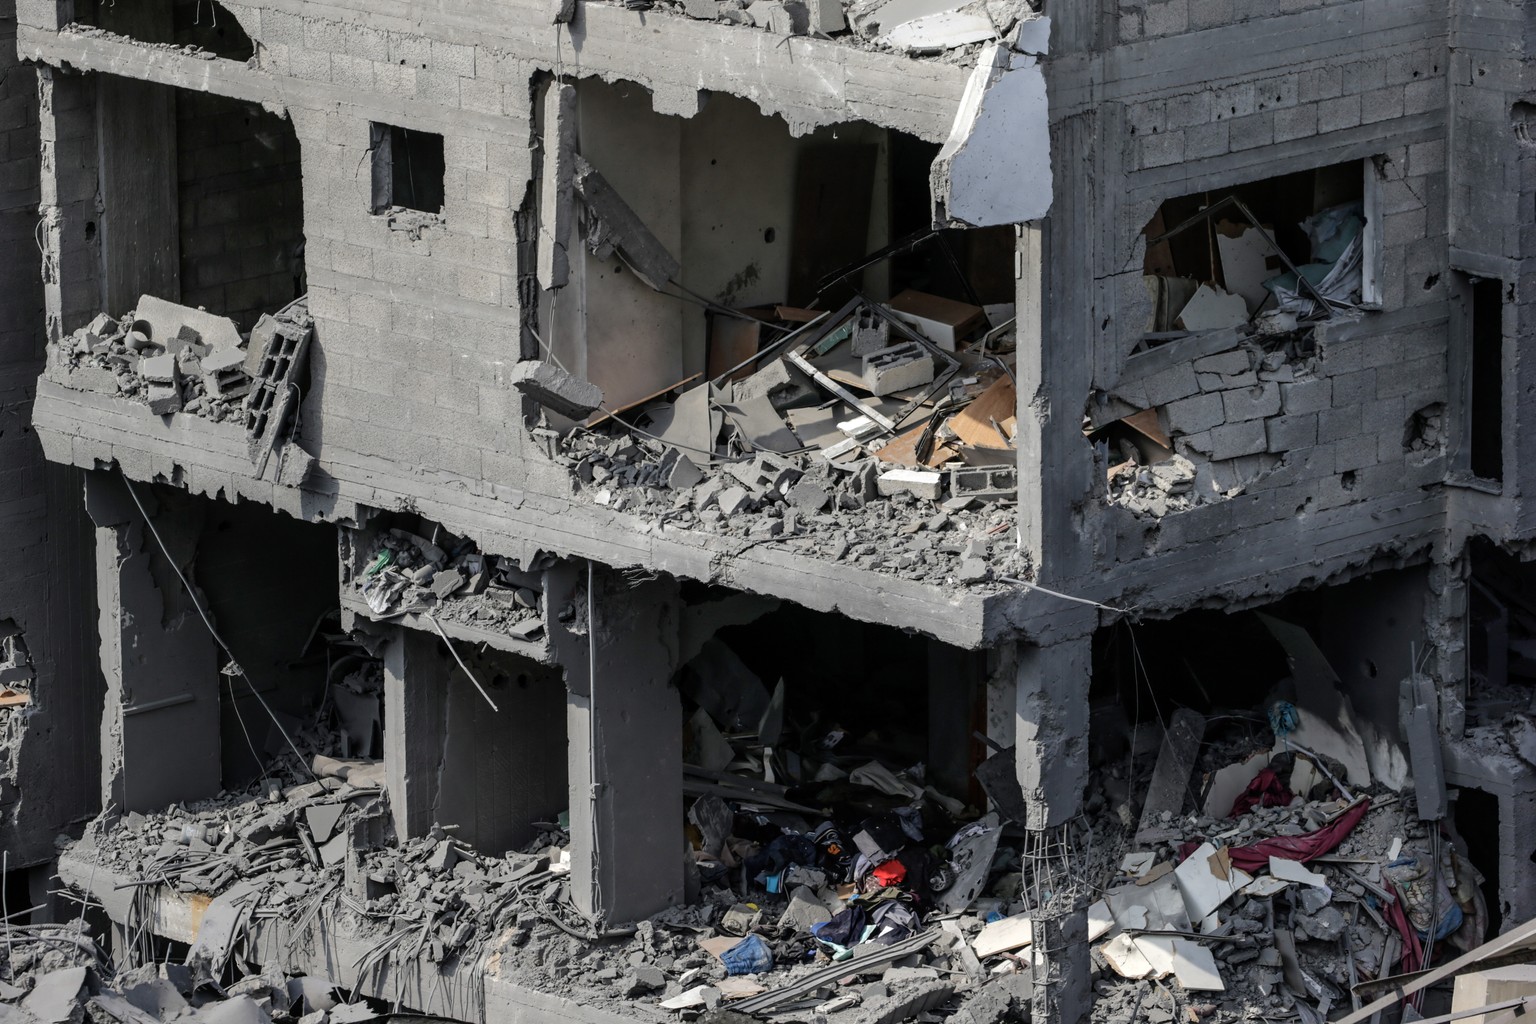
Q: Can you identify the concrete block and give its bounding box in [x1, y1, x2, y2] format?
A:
[139, 354, 178, 385]
[1192, 349, 1251, 376]
[1279, 378, 1332, 415]
[878, 469, 943, 500]
[862, 342, 934, 396]
[949, 465, 1015, 501]
[1221, 382, 1282, 423]
[717, 485, 752, 515]
[509, 360, 604, 418]
[851, 305, 891, 355]
[1142, 363, 1201, 406]
[1163, 392, 1224, 435]
[1184, 419, 1267, 461]
[1265, 413, 1317, 452]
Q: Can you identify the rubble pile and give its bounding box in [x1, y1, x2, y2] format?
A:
[542, 294, 1032, 585]
[350, 526, 544, 642]
[598, 0, 1045, 60]
[53, 297, 311, 426]
[557, 437, 1026, 585]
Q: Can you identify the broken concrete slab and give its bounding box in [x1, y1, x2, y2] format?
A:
[22, 969, 87, 1024]
[932, 44, 1051, 228]
[572, 155, 680, 291]
[510, 360, 605, 419]
[538, 83, 578, 290]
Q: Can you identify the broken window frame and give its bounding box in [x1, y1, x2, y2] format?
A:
[1449, 271, 1506, 489]
[1142, 159, 1384, 340]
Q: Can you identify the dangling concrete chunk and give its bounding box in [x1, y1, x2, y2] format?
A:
[509, 360, 604, 419]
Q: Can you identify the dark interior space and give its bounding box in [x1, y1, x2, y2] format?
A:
[1453, 786, 1503, 935]
[1468, 275, 1505, 483]
[176, 91, 306, 330]
[193, 496, 339, 788]
[704, 604, 935, 775]
[76, 0, 254, 60]
[1092, 568, 1424, 766]
[1463, 536, 1536, 723]
[371, 124, 446, 215]
[0, 870, 32, 925]
[885, 133, 1015, 309]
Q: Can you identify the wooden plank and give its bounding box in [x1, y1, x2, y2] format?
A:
[948, 376, 1016, 447]
[585, 373, 701, 428]
[875, 422, 958, 468]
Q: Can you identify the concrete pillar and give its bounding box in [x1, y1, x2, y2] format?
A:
[1017, 631, 1092, 1024]
[1499, 788, 1536, 928]
[1016, 633, 1090, 828]
[382, 626, 442, 843]
[83, 473, 219, 813]
[552, 563, 683, 927]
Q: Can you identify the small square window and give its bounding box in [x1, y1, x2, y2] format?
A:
[369, 124, 445, 215]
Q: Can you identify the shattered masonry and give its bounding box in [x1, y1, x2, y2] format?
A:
[4, 1, 1536, 1024]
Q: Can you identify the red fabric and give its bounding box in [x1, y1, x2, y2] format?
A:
[872, 860, 907, 887]
[1225, 798, 1369, 873]
[1229, 768, 1294, 817]
[1181, 798, 1371, 873]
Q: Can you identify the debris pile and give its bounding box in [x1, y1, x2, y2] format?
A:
[347, 524, 545, 642]
[50, 294, 314, 482]
[599, 0, 1046, 60]
[540, 293, 1030, 585]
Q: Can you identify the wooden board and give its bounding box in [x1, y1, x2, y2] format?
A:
[875, 422, 958, 468]
[947, 377, 1016, 447]
[585, 373, 701, 428]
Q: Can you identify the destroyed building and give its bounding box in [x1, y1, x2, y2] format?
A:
[5, 0, 1536, 1021]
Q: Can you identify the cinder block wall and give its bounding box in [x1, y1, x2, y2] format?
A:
[1068, 0, 1453, 612]
[0, 0, 101, 869]
[176, 92, 305, 329]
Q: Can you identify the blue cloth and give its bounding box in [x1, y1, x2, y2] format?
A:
[721, 934, 774, 976]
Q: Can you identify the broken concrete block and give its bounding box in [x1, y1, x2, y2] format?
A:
[878, 469, 943, 500]
[665, 452, 705, 489]
[805, 0, 846, 33]
[778, 885, 832, 933]
[717, 485, 752, 515]
[787, 479, 830, 511]
[147, 383, 182, 416]
[140, 354, 178, 385]
[66, 364, 121, 395]
[862, 342, 934, 396]
[851, 305, 890, 355]
[135, 294, 242, 353]
[509, 360, 604, 419]
[245, 315, 279, 378]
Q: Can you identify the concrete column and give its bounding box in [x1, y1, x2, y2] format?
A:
[553, 563, 683, 927]
[83, 473, 219, 813]
[382, 626, 442, 842]
[1500, 788, 1536, 928]
[1016, 634, 1090, 828]
[1017, 632, 1092, 1024]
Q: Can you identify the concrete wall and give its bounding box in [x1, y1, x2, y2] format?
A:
[175, 90, 305, 329]
[1024, 0, 1456, 620]
[0, 0, 101, 869]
